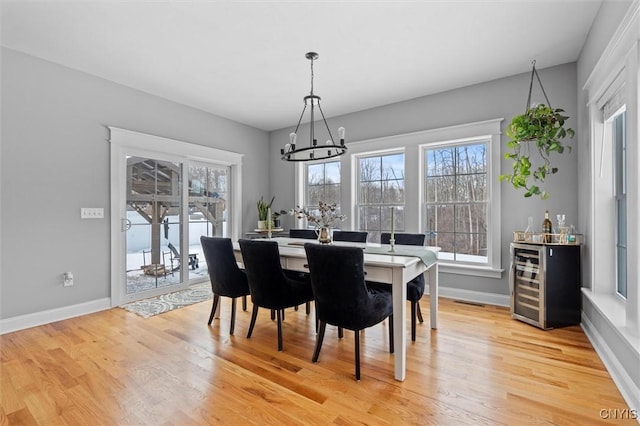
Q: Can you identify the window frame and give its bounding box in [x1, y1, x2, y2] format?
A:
[423, 138, 490, 266]
[346, 119, 503, 278]
[355, 150, 406, 241]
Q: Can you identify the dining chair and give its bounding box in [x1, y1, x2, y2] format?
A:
[304, 243, 394, 381]
[289, 228, 317, 239]
[238, 239, 314, 351]
[381, 232, 426, 341]
[332, 230, 368, 242]
[200, 236, 251, 335]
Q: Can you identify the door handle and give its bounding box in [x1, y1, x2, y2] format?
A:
[121, 218, 132, 232]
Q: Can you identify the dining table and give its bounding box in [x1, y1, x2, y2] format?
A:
[232, 237, 440, 382]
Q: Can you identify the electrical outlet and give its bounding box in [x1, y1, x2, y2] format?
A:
[81, 208, 104, 219]
[63, 272, 74, 286]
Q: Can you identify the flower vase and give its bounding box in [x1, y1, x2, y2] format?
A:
[317, 227, 332, 244]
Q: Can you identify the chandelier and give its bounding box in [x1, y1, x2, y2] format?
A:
[281, 52, 347, 162]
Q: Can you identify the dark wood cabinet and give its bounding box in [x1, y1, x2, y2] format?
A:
[510, 242, 581, 329]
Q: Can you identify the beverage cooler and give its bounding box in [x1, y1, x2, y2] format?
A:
[510, 242, 581, 329]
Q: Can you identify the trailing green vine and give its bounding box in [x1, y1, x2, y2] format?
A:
[500, 104, 574, 199]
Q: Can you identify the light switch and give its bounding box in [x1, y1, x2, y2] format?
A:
[81, 208, 104, 219]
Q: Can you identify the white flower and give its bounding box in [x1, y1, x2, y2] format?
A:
[289, 201, 346, 228]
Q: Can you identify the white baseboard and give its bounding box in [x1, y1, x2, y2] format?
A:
[581, 312, 640, 414]
[427, 286, 510, 307]
[0, 298, 112, 335]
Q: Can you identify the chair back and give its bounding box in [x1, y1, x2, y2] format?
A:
[239, 239, 296, 309]
[332, 230, 368, 242]
[304, 244, 391, 330]
[380, 232, 425, 246]
[289, 229, 318, 239]
[200, 236, 249, 298]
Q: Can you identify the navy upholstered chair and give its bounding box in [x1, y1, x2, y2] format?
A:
[289, 229, 317, 239]
[304, 244, 393, 381]
[332, 230, 368, 242]
[200, 236, 250, 335]
[238, 239, 314, 351]
[381, 232, 426, 341]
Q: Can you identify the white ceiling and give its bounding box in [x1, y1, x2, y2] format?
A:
[1, 0, 602, 131]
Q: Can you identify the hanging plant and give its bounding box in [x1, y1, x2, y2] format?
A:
[499, 62, 575, 199]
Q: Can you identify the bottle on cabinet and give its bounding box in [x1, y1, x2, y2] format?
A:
[542, 210, 553, 243]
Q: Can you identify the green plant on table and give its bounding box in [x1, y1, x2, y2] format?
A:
[257, 196, 275, 221]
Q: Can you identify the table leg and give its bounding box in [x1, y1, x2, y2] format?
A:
[392, 268, 407, 381]
[429, 263, 439, 329]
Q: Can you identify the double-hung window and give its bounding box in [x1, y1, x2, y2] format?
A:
[356, 152, 405, 242]
[611, 108, 627, 298]
[302, 160, 341, 225]
[424, 140, 488, 264]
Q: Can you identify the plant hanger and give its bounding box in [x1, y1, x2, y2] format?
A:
[525, 60, 551, 112]
[500, 60, 575, 199]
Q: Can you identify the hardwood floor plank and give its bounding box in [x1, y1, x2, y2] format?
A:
[1, 297, 633, 425]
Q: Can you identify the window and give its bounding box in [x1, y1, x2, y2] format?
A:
[424, 141, 488, 264]
[306, 161, 341, 207]
[357, 152, 405, 242]
[300, 161, 341, 227]
[612, 109, 627, 298]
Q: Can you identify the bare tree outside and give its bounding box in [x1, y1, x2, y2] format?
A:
[305, 161, 341, 222]
[425, 142, 488, 262]
[358, 153, 405, 242]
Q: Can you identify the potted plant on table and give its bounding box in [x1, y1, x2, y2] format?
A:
[256, 196, 274, 229]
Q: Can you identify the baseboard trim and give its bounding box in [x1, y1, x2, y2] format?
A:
[0, 298, 112, 335]
[427, 286, 510, 307]
[581, 312, 640, 414]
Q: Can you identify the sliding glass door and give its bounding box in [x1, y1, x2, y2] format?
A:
[187, 163, 231, 281]
[125, 156, 183, 296]
[109, 127, 243, 306]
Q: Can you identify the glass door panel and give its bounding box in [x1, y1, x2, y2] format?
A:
[125, 156, 182, 295]
[188, 164, 230, 281]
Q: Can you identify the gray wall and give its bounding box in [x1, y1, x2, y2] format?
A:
[0, 48, 269, 319]
[269, 62, 579, 298]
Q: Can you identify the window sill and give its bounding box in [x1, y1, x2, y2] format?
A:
[581, 288, 639, 348]
[438, 262, 504, 279]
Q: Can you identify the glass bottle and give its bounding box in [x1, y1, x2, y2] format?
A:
[542, 210, 553, 243]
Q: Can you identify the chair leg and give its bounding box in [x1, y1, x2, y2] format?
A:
[416, 302, 424, 323]
[230, 297, 237, 335]
[242, 295, 247, 311]
[276, 309, 284, 351]
[411, 301, 417, 342]
[208, 294, 220, 325]
[354, 329, 361, 381]
[306, 301, 311, 315]
[338, 327, 344, 339]
[312, 321, 327, 362]
[388, 315, 394, 353]
[294, 305, 299, 311]
[247, 304, 259, 339]
[271, 309, 275, 320]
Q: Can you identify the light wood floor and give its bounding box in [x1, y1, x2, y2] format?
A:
[1, 296, 634, 425]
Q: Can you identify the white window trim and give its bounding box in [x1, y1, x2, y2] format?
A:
[108, 127, 243, 305]
[348, 119, 503, 278]
[583, 1, 639, 343]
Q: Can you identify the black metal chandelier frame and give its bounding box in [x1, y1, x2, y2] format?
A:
[281, 52, 347, 162]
